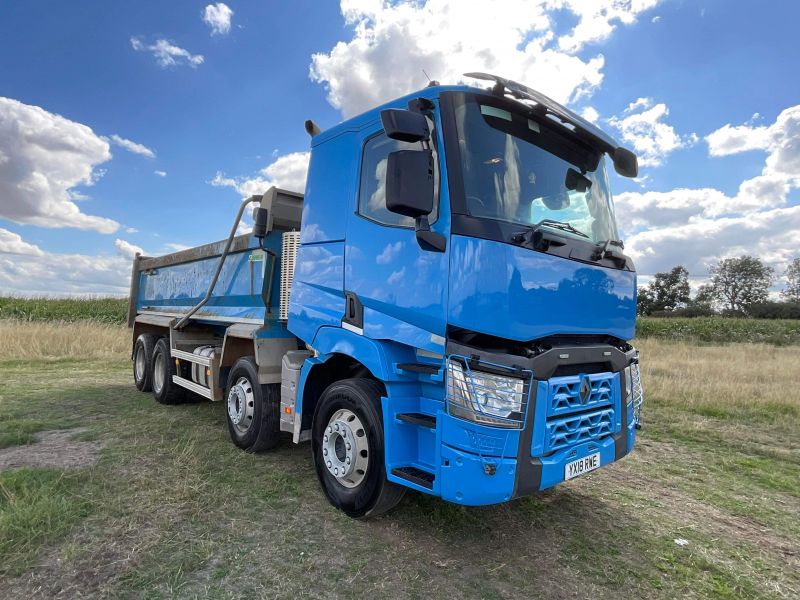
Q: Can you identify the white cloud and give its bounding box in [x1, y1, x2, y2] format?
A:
[0, 97, 119, 233]
[616, 104, 800, 281]
[125, 227, 139, 234]
[555, 0, 662, 53]
[114, 238, 144, 261]
[203, 3, 234, 36]
[164, 242, 191, 252]
[0, 227, 44, 256]
[211, 151, 310, 197]
[130, 36, 204, 68]
[706, 123, 771, 156]
[608, 98, 696, 167]
[580, 106, 600, 124]
[623, 205, 800, 278]
[154, 170, 167, 177]
[0, 231, 134, 296]
[107, 134, 155, 158]
[312, 0, 657, 118]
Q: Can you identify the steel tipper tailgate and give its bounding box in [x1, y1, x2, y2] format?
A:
[129, 233, 282, 325]
[435, 339, 638, 505]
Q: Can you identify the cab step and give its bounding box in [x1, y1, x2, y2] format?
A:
[396, 412, 437, 428]
[391, 466, 435, 489]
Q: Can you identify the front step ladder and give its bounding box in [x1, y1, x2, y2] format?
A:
[391, 466, 436, 490]
[396, 412, 437, 428]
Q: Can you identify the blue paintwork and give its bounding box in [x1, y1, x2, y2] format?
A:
[344, 98, 452, 354]
[136, 233, 286, 325]
[140, 82, 640, 508]
[287, 242, 345, 345]
[449, 235, 637, 341]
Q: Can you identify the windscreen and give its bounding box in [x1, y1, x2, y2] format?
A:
[454, 96, 619, 243]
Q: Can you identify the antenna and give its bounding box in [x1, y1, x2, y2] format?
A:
[422, 69, 440, 88]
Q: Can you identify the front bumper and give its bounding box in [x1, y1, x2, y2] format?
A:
[436, 340, 638, 506]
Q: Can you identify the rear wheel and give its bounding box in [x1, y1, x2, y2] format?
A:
[151, 337, 185, 405]
[133, 334, 158, 392]
[225, 357, 281, 452]
[312, 378, 405, 519]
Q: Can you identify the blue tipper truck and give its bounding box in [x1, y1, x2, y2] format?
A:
[128, 73, 644, 518]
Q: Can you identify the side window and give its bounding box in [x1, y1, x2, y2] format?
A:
[357, 131, 438, 227]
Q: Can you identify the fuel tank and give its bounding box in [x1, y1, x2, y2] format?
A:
[448, 235, 636, 342]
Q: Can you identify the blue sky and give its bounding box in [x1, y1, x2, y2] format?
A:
[1, 0, 798, 295]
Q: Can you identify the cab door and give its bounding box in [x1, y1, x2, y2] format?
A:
[344, 119, 450, 354]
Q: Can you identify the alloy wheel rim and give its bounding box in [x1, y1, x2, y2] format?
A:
[227, 376, 255, 434]
[322, 408, 369, 488]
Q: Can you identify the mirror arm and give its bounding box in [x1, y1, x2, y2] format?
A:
[414, 215, 446, 252]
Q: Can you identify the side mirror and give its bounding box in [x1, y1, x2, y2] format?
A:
[613, 147, 638, 178]
[385, 149, 434, 218]
[385, 149, 445, 252]
[380, 109, 430, 143]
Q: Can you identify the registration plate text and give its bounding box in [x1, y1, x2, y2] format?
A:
[565, 453, 600, 480]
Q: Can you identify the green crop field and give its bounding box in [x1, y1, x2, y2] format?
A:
[0, 313, 798, 598]
[3, 296, 800, 345]
[0, 296, 127, 324]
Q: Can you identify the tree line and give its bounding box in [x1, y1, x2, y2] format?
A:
[638, 256, 800, 319]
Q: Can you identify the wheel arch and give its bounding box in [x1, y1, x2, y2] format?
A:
[294, 326, 424, 440]
[131, 314, 172, 358]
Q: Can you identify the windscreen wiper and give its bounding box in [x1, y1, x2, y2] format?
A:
[511, 219, 588, 252]
[536, 219, 590, 239]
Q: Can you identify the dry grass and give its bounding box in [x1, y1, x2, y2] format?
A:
[637, 338, 800, 422]
[0, 326, 798, 598]
[0, 320, 129, 360]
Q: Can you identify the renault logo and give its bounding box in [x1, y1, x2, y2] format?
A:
[579, 378, 592, 403]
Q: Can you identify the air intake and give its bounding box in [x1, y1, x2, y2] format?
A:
[280, 232, 300, 321]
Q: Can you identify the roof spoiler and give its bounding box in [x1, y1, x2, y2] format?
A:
[463, 72, 638, 178]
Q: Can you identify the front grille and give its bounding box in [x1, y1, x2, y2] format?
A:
[539, 372, 618, 454]
[545, 408, 615, 453]
[547, 373, 615, 417]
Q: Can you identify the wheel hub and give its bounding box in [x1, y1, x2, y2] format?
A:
[322, 409, 369, 488]
[227, 377, 255, 434]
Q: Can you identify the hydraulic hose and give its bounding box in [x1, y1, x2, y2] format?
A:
[175, 195, 260, 330]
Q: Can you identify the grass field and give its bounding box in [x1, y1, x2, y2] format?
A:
[0, 322, 798, 599]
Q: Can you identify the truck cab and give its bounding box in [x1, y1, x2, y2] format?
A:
[129, 73, 644, 518]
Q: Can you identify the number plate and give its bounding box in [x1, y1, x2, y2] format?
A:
[565, 452, 600, 480]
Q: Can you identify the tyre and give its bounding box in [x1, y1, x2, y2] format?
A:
[151, 337, 185, 405]
[133, 334, 158, 392]
[312, 378, 406, 519]
[225, 357, 281, 452]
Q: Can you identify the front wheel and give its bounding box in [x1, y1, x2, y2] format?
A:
[312, 378, 405, 519]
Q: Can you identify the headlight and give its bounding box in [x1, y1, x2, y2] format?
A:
[447, 359, 525, 428]
[623, 365, 634, 405]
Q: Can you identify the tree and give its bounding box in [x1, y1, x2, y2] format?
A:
[708, 256, 774, 314]
[649, 266, 691, 312]
[693, 284, 717, 309]
[637, 266, 691, 315]
[637, 287, 655, 316]
[781, 258, 800, 302]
